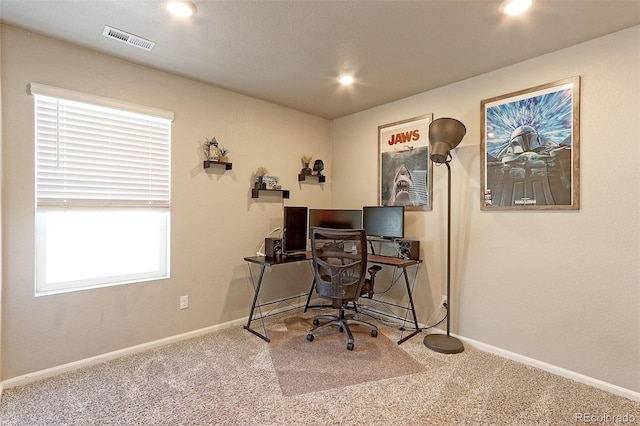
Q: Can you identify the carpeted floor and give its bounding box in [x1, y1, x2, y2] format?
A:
[268, 315, 425, 396]
[1, 310, 638, 425]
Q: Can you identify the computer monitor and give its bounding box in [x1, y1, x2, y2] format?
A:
[308, 209, 362, 234]
[283, 206, 308, 255]
[362, 205, 405, 240]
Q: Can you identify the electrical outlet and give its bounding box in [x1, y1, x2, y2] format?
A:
[180, 295, 189, 310]
[440, 295, 447, 307]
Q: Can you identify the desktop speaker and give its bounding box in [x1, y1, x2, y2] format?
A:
[397, 239, 420, 260]
[265, 237, 282, 258]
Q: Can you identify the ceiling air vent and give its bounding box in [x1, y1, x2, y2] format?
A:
[102, 26, 155, 51]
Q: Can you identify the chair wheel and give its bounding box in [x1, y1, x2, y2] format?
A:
[313, 319, 319, 326]
[306, 334, 314, 342]
[371, 329, 378, 337]
[347, 343, 354, 351]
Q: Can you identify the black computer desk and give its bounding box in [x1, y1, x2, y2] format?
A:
[243, 251, 423, 345]
[243, 252, 313, 342]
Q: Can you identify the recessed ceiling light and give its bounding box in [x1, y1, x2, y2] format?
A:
[500, 0, 532, 16]
[167, 0, 197, 18]
[338, 75, 355, 86]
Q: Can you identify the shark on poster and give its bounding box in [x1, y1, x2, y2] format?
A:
[378, 114, 433, 211]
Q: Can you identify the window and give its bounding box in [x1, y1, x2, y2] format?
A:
[31, 83, 173, 295]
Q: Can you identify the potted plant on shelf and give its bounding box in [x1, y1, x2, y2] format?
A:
[255, 167, 268, 189]
[218, 147, 230, 163]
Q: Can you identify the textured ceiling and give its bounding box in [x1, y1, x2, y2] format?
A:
[1, 0, 639, 119]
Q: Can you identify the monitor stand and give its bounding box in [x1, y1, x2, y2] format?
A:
[284, 251, 306, 259]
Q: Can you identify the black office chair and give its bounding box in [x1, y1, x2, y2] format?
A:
[306, 227, 378, 350]
[348, 264, 382, 313]
[360, 265, 382, 299]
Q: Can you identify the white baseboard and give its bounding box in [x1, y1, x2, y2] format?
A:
[3, 307, 638, 403]
[0, 296, 312, 392]
[443, 332, 640, 402]
[1, 317, 245, 392]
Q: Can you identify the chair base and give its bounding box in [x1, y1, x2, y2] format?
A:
[306, 308, 378, 350]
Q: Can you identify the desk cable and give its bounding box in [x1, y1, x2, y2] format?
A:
[356, 301, 448, 332]
[418, 302, 448, 332]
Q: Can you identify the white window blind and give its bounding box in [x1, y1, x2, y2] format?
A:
[30, 83, 173, 295]
[31, 83, 173, 208]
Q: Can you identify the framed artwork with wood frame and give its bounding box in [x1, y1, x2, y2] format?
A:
[480, 76, 580, 210]
[378, 113, 433, 211]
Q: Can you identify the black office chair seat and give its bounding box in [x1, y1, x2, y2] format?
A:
[306, 227, 378, 350]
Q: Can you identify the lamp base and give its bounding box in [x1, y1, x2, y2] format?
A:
[424, 333, 464, 354]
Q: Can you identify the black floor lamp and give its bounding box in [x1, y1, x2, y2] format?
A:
[424, 117, 466, 355]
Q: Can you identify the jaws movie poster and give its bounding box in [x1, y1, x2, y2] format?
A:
[378, 114, 432, 211]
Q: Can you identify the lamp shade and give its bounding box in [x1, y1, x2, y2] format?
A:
[429, 118, 466, 163]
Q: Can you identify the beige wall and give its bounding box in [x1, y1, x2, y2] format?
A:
[0, 24, 4, 386]
[331, 26, 640, 393]
[1, 25, 331, 379]
[2, 23, 639, 395]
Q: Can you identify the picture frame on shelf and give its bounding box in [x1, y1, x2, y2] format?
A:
[378, 113, 433, 211]
[263, 175, 279, 190]
[480, 76, 580, 210]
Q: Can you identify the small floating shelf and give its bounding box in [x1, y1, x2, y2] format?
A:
[251, 188, 290, 199]
[204, 160, 233, 170]
[298, 173, 326, 183]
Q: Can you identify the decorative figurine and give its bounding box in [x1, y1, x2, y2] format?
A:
[205, 136, 219, 161]
[301, 154, 313, 175]
[255, 167, 268, 189]
[313, 159, 324, 176]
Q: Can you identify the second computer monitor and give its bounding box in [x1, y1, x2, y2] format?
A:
[308, 209, 362, 233]
[283, 206, 308, 255]
[362, 205, 405, 239]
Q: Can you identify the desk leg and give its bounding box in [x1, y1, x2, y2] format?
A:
[397, 266, 422, 345]
[303, 277, 335, 311]
[243, 264, 270, 342]
[303, 278, 316, 313]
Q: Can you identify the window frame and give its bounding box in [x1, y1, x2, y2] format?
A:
[30, 83, 173, 295]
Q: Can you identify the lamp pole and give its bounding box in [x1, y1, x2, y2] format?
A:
[424, 160, 464, 354]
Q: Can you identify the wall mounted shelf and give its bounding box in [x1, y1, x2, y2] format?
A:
[204, 160, 233, 170]
[298, 173, 325, 183]
[251, 188, 290, 199]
